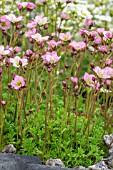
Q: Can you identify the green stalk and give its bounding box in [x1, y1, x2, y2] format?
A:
[44, 75, 50, 153]
[76, 51, 85, 77]
[49, 69, 54, 119]
[0, 76, 2, 146]
[19, 90, 24, 146]
[73, 98, 77, 146]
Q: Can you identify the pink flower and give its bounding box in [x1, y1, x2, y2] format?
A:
[83, 73, 100, 90]
[47, 40, 62, 48]
[93, 66, 111, 79]
[103, 31, 112, 39]
[26, 50, 33, 55]
[83, 73, 96, 89]
[106, 80, 111, 85]
[25, 28, 36, 37]
[16, 2, 28, 9]
[34, 15, 48, 26]
[10, 75, 26, 90]
[59, 32, 72, 41]
[0, 15, 10, 30]
[96, 28, 105, 35]
[103, 67, 113, 78]
[71, 77, 78, 85]
[31, 33, 49, 42]
[42, 51, 61, 64]
[0, 46, 10, 55]
[94, 37, 102, 44]
[36, 0, 46, 4]
[10, 56, 28, 68]
[61, 13, 70, 20]
[6, 14, 23, 23]
[1, 100, 6, 105]
[80, 28, 87, 36]
[98, 46, 107, 53]
[105, 59, 112, 66]
[27, 2, 36, 10]
[66, 0, 76, 2]
[84, 18, 92, 26]
[70, 41, 86, 51]
[16, 2, 36, 10]
[14, 46, 21, 53]
[27, 21, 37, 28]
[0, 67, 2, 73]
[90, 31, 98, 37]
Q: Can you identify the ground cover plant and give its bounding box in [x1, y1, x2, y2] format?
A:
[0, 0, 113, 168]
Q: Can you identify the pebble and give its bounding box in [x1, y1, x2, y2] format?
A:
[45, 158, 65, 167]
[2, 144, 16, 154]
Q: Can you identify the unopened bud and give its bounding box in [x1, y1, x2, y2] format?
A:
[101, 104, 105, 110]
[62, 81, 67, 87]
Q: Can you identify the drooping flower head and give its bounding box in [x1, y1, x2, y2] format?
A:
[10, 75, 26, 90]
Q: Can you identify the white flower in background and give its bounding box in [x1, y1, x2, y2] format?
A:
[77, 9, 92, 18]
[0, 46, 10, 55]
[10, 56, 28, 68]
[100, 87, 112, 93]
[94, 15, 112, 22]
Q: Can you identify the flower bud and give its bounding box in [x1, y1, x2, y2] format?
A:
[1, 100, 6, 105]
[62, 81, 67, 87]
[101, 104, 105, 110]
[0, 67, 2, 74]
[90, 62, 94, 69]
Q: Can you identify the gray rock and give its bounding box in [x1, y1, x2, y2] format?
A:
[109, 147, 113, 155]
[103, 134, 113, 169]
[103, 134, 113, 146]
[0, 153, 42, 170]
[75, 166, 87, 170]
[0, 153, 87, 170]
[2, 144, 16, 153]
[45, 158, 65, 167]
[88, 160, 110, 170]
